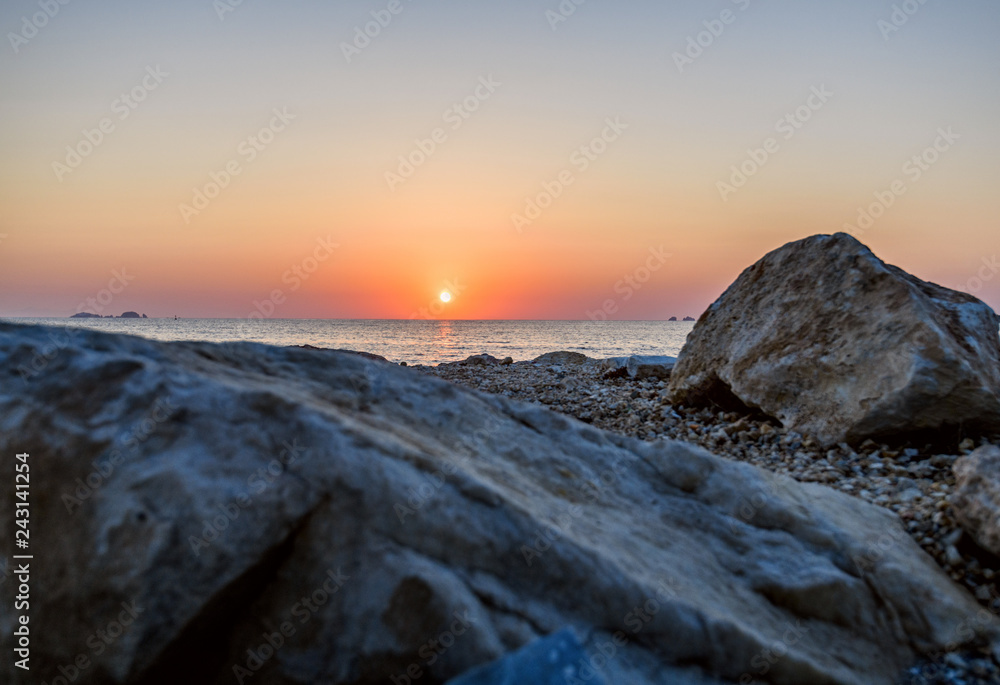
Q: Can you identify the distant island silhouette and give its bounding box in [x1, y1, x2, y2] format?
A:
[71, 312, 147, 319]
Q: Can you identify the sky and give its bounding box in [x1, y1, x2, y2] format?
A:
[1, 0, 998, 320]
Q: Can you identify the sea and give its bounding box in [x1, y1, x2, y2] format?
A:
[5, 318, 695, 366]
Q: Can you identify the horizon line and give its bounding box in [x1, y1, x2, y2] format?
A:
[0, 316, 701, 323]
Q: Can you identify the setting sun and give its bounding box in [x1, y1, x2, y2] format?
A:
[440, 292, 452, 303]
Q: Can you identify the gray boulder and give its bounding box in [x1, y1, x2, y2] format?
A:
[952, 446, 1000, 556]
[599, 355, 675, 381]
[532, 351, 591, 366]
[669, 233, 1000, 445]
[626, 355, 675, 381]
[0, 322, 995, 685]
[462, 353, 503, 366]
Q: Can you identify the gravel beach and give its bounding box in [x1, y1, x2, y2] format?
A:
[417, 354, 1000, 684]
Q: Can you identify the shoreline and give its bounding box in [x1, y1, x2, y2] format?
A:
[3, 318, 695, 367]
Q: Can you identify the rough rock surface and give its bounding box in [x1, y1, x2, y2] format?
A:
[669, 233, 1000, 446]
[953, 446, 1000, 557]
[626, 355, 675, 380]
[532, 351, 590, 366]
[600, 355, 676, 381]
[1, 323, 996, 685]
[292, 344, 387, 362]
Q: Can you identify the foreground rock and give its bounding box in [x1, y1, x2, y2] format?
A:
[953, 446, 1000, 557]
[293, 344, 388, 362]
[669, 233, 1000, 446]
[1, 323, 996, 685]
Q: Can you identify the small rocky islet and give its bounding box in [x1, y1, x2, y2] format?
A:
[3, 232, 1000, 684]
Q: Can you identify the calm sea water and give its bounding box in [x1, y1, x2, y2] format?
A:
[6, 319, 695, 365]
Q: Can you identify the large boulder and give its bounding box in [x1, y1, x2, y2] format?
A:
[669, 233, 1000, 445]
[1, 322, 995, 685]
[952, 446, 1000, 556]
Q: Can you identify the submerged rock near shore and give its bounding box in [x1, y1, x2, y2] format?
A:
[669, 233, 1000, 446]
[1, 322, 997, 684]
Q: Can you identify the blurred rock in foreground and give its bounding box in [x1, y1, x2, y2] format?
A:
[669, 233, 1000, 446]
[0, 323, 996, 685]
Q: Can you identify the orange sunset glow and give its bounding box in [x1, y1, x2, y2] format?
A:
[1, 2, 998, 319]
